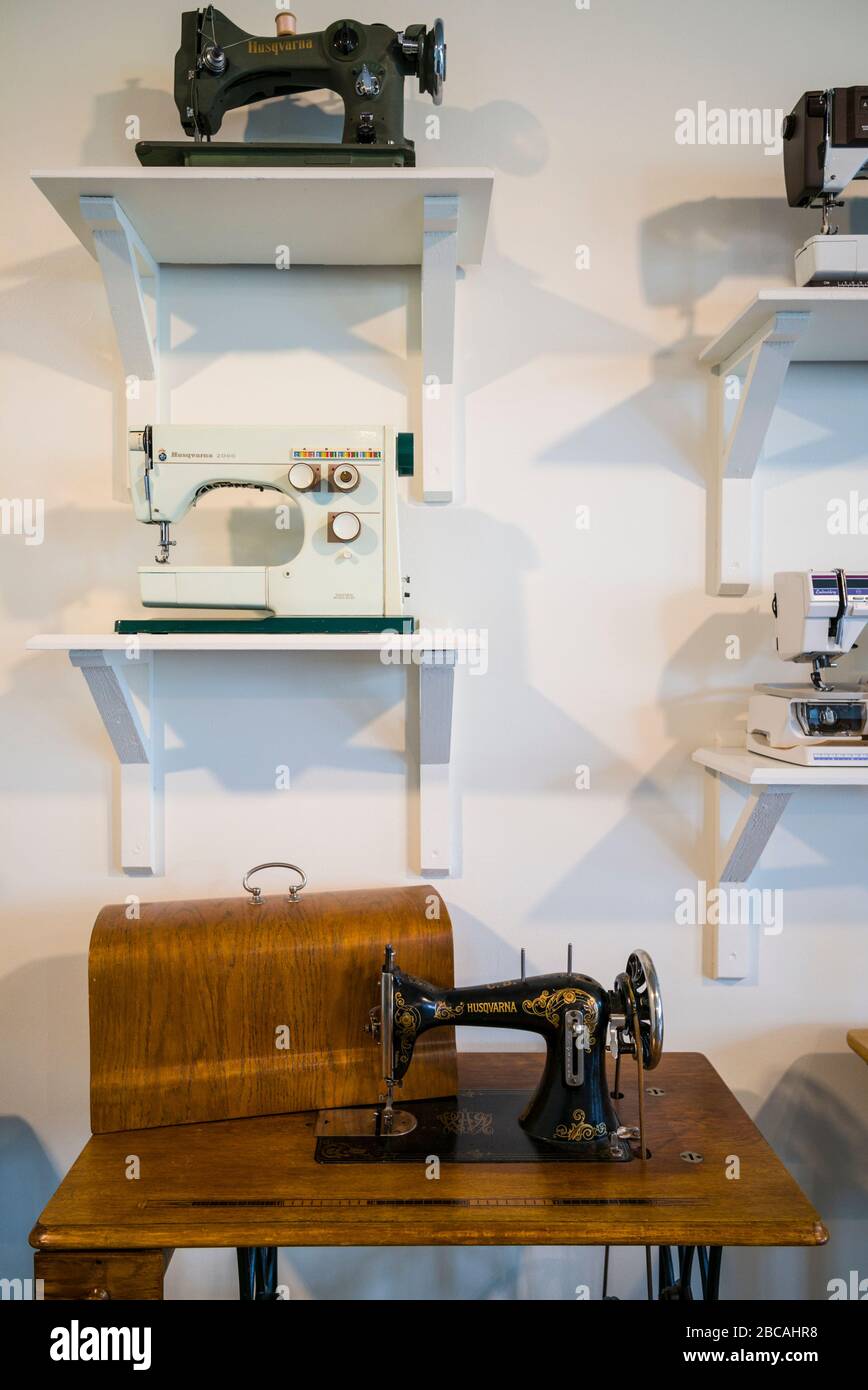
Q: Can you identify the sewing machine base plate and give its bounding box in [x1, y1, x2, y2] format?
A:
[114, 616, 415, 635]
[135, 141, 416, 168]
[315, 1088, 634, 1164]
[746, 732, 868, 766]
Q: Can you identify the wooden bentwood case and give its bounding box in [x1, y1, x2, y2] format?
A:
[89, 884, 458, 1134]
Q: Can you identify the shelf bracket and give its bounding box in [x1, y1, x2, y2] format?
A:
[61, 642, 456, 879]
[711, 310, 811, 596]
[421, 195, 459, 503]
[69, 649, 161, 874]
[419, 649, 457, 873]
[703, 767, 794, 979]
[80, 195, 160, 431]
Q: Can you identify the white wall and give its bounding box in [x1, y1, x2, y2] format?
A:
[2, 0, 867, 1301]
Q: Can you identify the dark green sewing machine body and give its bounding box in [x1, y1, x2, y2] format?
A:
[137, 9, 445, 167]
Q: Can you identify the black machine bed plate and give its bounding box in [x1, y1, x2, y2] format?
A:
[135, 141, 415, 167]
[315, 1088, 633, 1164]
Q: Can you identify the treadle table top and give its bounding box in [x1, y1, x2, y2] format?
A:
[31, 1052, 827, 1250]
[848, 1030, 868, 1064]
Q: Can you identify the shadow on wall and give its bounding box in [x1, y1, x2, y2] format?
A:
[730, 1049, 868, 1300]
[524, 597, 868, 946]
[0, 953, 90, 1284]
[524, 605, 776, 928]
[0, 1119, 58, 1286]
[640, 197, 800, 330]
[528, 197, 791, 492]
[270, 1244, 525, 1301]
[78, 75, 548, 176]
[538, 200, 868, 509]
[539, 197, 804, 492]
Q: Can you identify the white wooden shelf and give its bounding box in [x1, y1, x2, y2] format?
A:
[27, 631, 471, 879]
[31, 167, 493, 267]
[699, 288, 868, 596]
[693, 744, 868, 787]
[28, 632, 468, 654]
[32, 166, 494, 503]
[693, 743, 868, 980]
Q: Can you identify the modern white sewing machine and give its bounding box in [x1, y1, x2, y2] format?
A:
[123, 424, 414, 633]
[747, 570, 868, 766]
[784, 87, 868, 285]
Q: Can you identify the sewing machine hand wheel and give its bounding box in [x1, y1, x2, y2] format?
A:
[622, 949, 664, 1070]
[243, 861, 307, 905]
[421, 18, 446, 105]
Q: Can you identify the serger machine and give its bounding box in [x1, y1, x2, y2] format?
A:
[120, 424, 414, 633]
[784, 87, 868, 284]
[136, 6, 446, 166]
[316, 945, 664, 1163]
[747, 570, 868, 766]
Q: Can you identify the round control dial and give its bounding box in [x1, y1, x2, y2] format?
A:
[329, 462, 360, 493]
[330, 512, 362, 543]
[288, 462, 320, 492]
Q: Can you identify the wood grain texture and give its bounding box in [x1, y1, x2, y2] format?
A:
[34, 1250, 169, 1301]
[34, 1053, 827, 1252]
[89, 885, 456, 1132]
[847, 1029, 868, 1064]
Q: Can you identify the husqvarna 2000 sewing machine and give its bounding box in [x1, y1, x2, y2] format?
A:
[117, 425, 414, 634]
[316, 946, 664, 1163]
[136, 7, 446, 166]
[784, 87, 868, 284]
[747, 570, 868, 766]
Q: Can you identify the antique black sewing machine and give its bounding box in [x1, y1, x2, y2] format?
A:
[136, 6, 446, 167]
[316, 946, 664, 1163]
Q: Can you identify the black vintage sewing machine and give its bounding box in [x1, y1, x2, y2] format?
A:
[316, 946, 663, 1163]
[136, 7, 446, 167]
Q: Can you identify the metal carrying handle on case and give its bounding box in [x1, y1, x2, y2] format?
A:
[242, 862, 307, 905]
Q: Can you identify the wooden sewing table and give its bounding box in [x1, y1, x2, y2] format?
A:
[30, 1052, 826, 1300]
[847, 1030, 868, 1064]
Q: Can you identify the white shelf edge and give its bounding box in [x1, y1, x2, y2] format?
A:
[31, 164, 495, 180]
[31, 165, 495, 267]
[693, 744, 868, 786]
[26, 632, 470, 653]
[700, 287, 868, 368]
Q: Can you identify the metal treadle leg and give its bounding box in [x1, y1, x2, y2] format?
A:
[601, 1245, 724, 1301]
[237, 1247, 279, 1300]
[658, 1245, 701, 1300]
[658, 1245, 677, 1299]
[677, 1245, 696, 1300]
[706, 1245, 723, 1301]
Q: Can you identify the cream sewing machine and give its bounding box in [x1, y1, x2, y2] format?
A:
[120, 424, 414, 633]
[747, 570, 868, 766]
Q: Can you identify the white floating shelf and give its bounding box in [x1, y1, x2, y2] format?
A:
[700, 288, 868, 597]
[700, 288, 868, 369]
[31, 166, 493, 267]
[27, 632, 464, 654]
[28, 631, 471, 879]
[693, 745, 868, 787]
[693, 743, 868, 981]
[32, 166, 494, 503]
